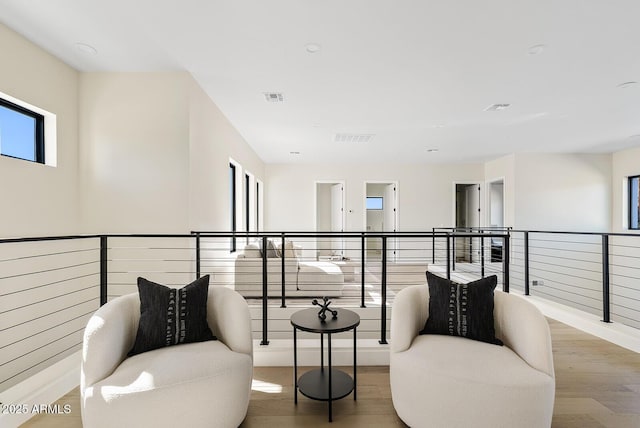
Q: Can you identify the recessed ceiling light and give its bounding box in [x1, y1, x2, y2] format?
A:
[485, 103, 511, 111]
[528, 44, 546, 55]
[426, 148, 439, 153]
[617, 81, 638, 89]
[75, 42, 97, 56]
[305, 43, 321, 53]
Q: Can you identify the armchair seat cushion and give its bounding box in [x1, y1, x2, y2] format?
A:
[83, 340, 252, 427]
[393, 334, 553, 392]
[88, 341, 251, 399]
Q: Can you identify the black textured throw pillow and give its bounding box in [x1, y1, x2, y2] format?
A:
[128, 275, 216, 357]
[420, 271, 503, 345]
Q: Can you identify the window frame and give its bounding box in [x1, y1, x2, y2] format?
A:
[366, 196, 384, 210]
[0, 97, 45, 164]
[230, 163, 237, 252]
[245, 173, 250, 243]
[628, 175, 640, 230]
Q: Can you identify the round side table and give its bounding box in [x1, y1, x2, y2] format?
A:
[291, 308, 360, 422]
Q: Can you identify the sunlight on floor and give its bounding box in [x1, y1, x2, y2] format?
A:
[251, 378, 283, 394]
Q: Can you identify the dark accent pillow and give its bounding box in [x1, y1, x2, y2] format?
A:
[260, 239, 279, 258]
[128, 275, 216, 357]
[420, 271, 503, 345]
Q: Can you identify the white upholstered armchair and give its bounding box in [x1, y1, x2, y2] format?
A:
[390, 284, 555, 428]
[81, 286, 253, 428]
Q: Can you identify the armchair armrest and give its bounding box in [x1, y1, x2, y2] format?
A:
[208, 287, 253, 359]
[81, 294, 139, 389]
[494, 291, 555, 378]
[390, 284, 429, 353]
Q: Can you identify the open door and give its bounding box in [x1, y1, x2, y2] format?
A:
[315, 181, 345, 259]
[455, 183, 481, 263]
[365, 182, 398, 262]
[488, 179, 504, 262]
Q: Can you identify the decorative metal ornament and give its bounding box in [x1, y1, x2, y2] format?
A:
[312, 296, 338, 322]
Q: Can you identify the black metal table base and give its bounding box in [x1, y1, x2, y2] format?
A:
[292, 308, 359, 422]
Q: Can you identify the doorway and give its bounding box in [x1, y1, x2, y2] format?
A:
[364, 182, 398, 262]
[315, 181, 345, 259]
[488, 178, 505, 262]
[454, 183, 481, 263]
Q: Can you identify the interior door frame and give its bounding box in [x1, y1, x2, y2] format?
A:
[313, 180, 346, 259]
[486, 176, 506, 229]
[363, 180, 399, 262]
[452, 181, 483, 263]
[451, 181, 483, 229]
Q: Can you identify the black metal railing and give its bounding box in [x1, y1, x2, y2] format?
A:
[0, 235, 102, 392]
[2, 227, 639, 394]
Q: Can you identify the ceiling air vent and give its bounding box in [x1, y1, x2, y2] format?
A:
[334, 133, 375, 143]
[484, 103, 511, 111]
[264, 92, 284, 102]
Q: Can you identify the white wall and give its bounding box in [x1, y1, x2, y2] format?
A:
[513, 154, 611, 232]
[187, 76, 265, 232]
[611, 146, 640, 233]
[484, 154, 515, 228]
[79, 73, 265, 234]
[489, 182, 504, 227]
[0, 24, 79, 238]
[79, 72, 191, 233]
[264, 163, 484, 231]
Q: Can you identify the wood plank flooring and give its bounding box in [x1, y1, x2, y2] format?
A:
[20, 319, 640, 428]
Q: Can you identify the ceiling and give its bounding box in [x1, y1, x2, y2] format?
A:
[2, 0, 640, 164]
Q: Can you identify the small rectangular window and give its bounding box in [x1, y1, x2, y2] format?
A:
[0, 98, 44, 163]
[366, 196, 383, 210]
[629, 176, 640, 230]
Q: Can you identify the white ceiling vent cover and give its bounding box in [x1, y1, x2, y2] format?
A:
[485, 103, 511, 111]
[334, 133, 375, 143]
[264, 92, 284, 102]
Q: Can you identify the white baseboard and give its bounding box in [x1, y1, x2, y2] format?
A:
[0, 351, 81, 428]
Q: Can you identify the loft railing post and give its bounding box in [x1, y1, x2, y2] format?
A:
[379, 236, 388, 344]
[452, 229, 456, 272]
[446, 233, 452, 279]
[281, 233, 286, 308]
[432, 227, 435, 264]
[503, 234, 510, 293]
[261, 235, 269, 345]
[602, 235, 611, 323]
[100, 236, 108, 306]
[195, 233, 201, 279]
[481, 231, 485, 278]
[361, 233, 366, 308]
[524, 232, 530, 296]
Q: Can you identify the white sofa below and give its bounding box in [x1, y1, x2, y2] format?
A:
[234, 243, 345, 297]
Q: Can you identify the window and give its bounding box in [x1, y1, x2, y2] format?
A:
[256, 181, 261, 232]
[230, 163, 237, 252]
[245, 173, 250, 242]
[0, 98, 44, 163]
[629, 176, 640, 230]
[366, 197, 383, 210]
